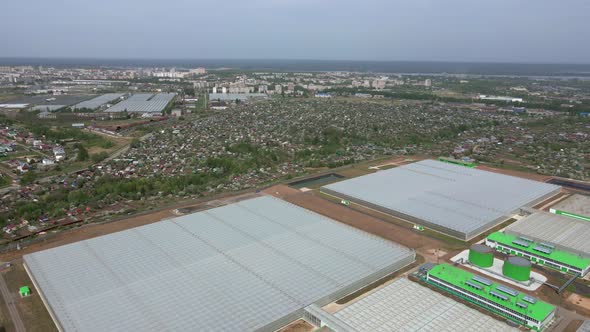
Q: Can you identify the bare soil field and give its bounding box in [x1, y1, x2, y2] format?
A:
[263, 185, 451, 254]
[534, 192, 570, 210]
[277, 320, 314, 332]
[566, 294, 590, 316]
[476, 164, 552, 182]
[563, 320, 584, 332]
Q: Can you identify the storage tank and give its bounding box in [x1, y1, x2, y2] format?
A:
[468, 244, 494, 268]
[503, 256, 531, 281]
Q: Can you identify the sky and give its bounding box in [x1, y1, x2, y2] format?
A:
[1, 0, 589, 63]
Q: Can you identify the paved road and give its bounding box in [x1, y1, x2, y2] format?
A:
[0, 272, 25, 332]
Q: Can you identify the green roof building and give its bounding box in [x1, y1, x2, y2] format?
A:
[486, 232, 590, 275]
[19, 286, 31, 297]
[426, 264, 555, 330]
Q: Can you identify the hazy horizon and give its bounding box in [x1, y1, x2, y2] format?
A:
[2, 0, 589, 63]
[1, 56, 590, 66]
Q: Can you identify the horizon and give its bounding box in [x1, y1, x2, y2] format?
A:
[2, 57, 590, 66]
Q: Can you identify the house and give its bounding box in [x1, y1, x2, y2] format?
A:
[38, 111, 57, 119]
[53, 146, 66, 161]
[3, 224, 16, 234]
[40, 144, 52, 151]
[42, 158, 55, 166]
[17, 161, 30, 172]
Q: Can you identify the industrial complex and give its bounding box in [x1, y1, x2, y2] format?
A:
[424, 264, 555, 331]
[72, 93, 124, 110]
[505, 211, 590, 258]
[321, 159, 561, 240]
[486, 232, 590, 276]
[4, 157, 588, 332]
[23, 196, 415, 332]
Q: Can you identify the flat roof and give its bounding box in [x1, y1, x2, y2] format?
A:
[552, 194, 590, 218]
[487, 232, 590, 269]
[73, 93, 124, 110]
[333, 278, 517, 332]
[428, 264, 554, 322]
[105, 93, 175, 113]
[321, 159, 560, 239]
[506, 211, 590, 258]
[24, 196, 414, 332]
[31, 105, 67, 112]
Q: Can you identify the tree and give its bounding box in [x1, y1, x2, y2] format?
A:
[130, 138, 141, 148]
[91, 152, 109, 163]
[20, 172, 38, 185]
[76, 144, 89, 161]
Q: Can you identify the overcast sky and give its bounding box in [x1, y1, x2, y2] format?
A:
[1, 0, 589, 63]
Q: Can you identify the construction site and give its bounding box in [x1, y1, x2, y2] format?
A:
[0, 158, 589, 332]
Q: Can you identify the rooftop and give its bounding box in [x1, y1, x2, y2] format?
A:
[322, 159, 559, 239]
[73, 93, 124, 110]
[428, 264, 554, 323]
[105, 93, 175, 113]
[333, 278, 516, 332]
[24, 196, 414, 332]
[487, 232, 590, 270]
[506, 211, 590, 258]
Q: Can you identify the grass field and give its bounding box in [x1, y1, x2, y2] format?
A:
[0, 151, 42, 162]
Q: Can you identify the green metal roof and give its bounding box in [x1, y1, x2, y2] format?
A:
[428, 264, 554, 322]
[551, 209, 590, 222]
[487, 232, 590, 270]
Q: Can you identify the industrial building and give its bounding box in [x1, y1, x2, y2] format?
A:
[505, 211, 590, 258]
[486, 232, 590, 275]
[72, 93, 124, 110]
[208, 92, 267, 101]
[23, 196, 415, 332]
[303, 278, 516, 332]
[321, 159, 560, 240]
[425, 264, 555, 331]
[104, 93, 176, 113]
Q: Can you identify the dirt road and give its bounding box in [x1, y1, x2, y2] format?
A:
[0, 273, 25, 332]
